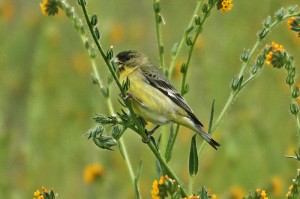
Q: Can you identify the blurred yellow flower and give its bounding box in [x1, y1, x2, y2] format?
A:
[110, 24, 125, 44]
[72, 53, 90, 75]
[38, 195, 44, 199]
[40, 0, 59, 16]
[183, 195, 200, 199]
[271, 176, 283, 196]
[0, 1, 15, 22]
[217, 0, 233, 12]
[83, 163, 104, 184]
[260, 190, 268, 199]
[229, 185, 247, 199]
[34, 189, 41, 197]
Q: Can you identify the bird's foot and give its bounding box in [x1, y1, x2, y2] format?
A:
[119, 92, 131, 101]
[142, 125, 160, 143]
[142, 131, 152, 143]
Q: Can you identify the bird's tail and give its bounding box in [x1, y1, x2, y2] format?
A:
[195, 124, 220, 150]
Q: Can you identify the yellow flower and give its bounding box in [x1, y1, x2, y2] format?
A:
[217, 0, 233, 12]
[40, 0, 59, 16]
[38, 195, 44, 199]
[271, 176, 283, 196]
[288, 17, 296, 29]
[33, 190, 41, 197]
[287, 17, 300, 37]
[158, 176, 164, 185]
[211, 194, 217, 199]
[109, 23, 125, 44]
[151, 180, 160, 199]
[0, 1, 15, 22]
[230, 185, 247, 199]
[183, 195, 200, 199]
[151, 175, 179, 199]
[83, 163, 104, 184]
[265, 42, 286, 68]
[260, 190, 268, 199]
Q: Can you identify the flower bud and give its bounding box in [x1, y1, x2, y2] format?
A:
[258, 28, 268, 39]
[186, 36, 193, 46]
[180, 63, 187, 73]
[286, 76, 295, 86]
[194, 15, 201, 25]
[202, 4, 208, 13]
[292, 86, 300, 99]
[231, 76, 243, 91]
[263, 16, 272, 28]
[290, 103, 299, 115]
[90, 14, 98, 26]
[240, 48, 250, 62]
[153, 2, 161, 13]
[275, 7, 286, 20]
[288, 5, 298, 14]
[251, 64, 259, 75]
[94, 27, 100, 40]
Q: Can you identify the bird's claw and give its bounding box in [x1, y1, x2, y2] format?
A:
[142, 131, 153, 143]
[119, 92, 131, 101]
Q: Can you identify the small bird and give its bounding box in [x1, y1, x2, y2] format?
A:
[113, 50, 220, 150]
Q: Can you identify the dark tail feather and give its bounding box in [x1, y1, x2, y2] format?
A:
[195, 125, 221, 150]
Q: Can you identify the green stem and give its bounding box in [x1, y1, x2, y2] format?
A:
[79, 0, 123, 92]
[118, 138, 136, 184]
[153, 0, 165, 71]
[147, 141, 188, 197]
[296, 114, 300, 145]
[168, 0, 203, 78]
[188, 175, 196, 196]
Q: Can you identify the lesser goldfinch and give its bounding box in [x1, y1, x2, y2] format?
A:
[113, 50, 220, 150]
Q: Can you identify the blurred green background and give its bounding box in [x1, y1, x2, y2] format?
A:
[1, 0, 300, 198]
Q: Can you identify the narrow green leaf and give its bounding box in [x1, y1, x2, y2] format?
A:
[200, 186, 209, 199]
[208, 99, 215, 134]
[134, 160, 142, 199]
[189, 135, 198, 176]
[165, 125, 175, 162]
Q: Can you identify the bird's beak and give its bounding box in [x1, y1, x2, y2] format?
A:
[113, 57, 124, 71]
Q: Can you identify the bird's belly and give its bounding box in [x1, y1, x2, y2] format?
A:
[128, 79, 175, 125]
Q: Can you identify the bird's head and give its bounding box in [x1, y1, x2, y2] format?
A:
[113, 50, 150, 72]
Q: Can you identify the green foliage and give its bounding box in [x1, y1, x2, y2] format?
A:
[189, 135, 199, 177]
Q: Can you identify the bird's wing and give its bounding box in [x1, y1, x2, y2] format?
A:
[140, 64, 203, 127]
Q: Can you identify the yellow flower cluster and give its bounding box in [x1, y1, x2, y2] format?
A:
[83, 163, 104, 184]
[287, 16, 300, 37]
[286, 184, 293, 198]
[288, 17, 297, 29]
[151, 180, 160, 199]
[33, 186, 52, 199]
[256, 189, 268, 199]
[151, 175, 169, 199]
[217, 0, 234, 12]
[182, 195, 200, 199]
[265, 42, 285, 66]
